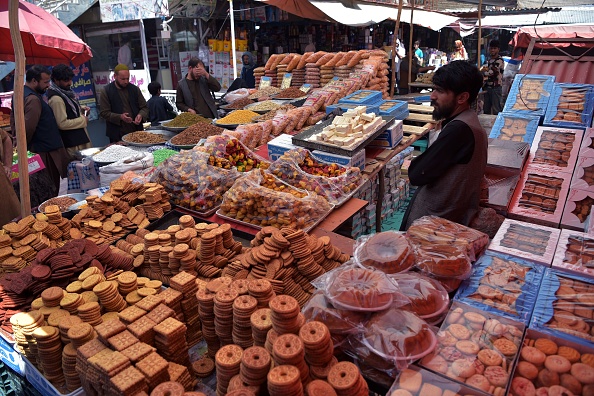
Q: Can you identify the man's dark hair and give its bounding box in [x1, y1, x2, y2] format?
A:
[188, 57, 205, 68]
[148, 81, 161, 96]
[432, 60, 483, 104]
[26, 65, 51, 83]
[51, 64, 74, 82]
[489, 40, 500, 48]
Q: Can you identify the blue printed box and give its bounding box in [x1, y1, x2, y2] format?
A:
[503, 74, 555, 116]
[377, 100, 408, 117]
[368, 119, 404, 149]
[338, 90, 383, 105]
[312, 149, 366, 170]
[530, 268, 594, 346]
[489, 112, 541, 145]
[455, 250, 545, 324]
[267, 134, 298, 162]
[544, 83, 594, 130]
[325, 102, 379, 115]
[0, 334, 24, 376]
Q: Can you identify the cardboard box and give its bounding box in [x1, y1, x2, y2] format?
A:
[10, 154, 46, 182]
[487, 138, 530, 172]
[376, 99, 408, 117]
[338, 90, 383, 105]
[552, 228, 594, 278]
[526, 126, 583, 174]
[0, 334, 25, 376]
[488, 218, 561, 266]
[503, 73, 555, 116]
[482, 165, 521, 213]
[578, 127, 594, 157]
[561, 188, 594, 231]
[544, 83, 594, 130]
[570, 156, 594, 191]
[312, 148, 366, 170]
[267, 134, 299, 161]
[368, 119, 404, 149]
[508, 165, 571, 228]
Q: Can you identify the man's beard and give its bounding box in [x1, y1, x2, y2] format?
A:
[115, 80, 127, 89]
[431, 100, 455, 121]
[35, 87, 47, 94]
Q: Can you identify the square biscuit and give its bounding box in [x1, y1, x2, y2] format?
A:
[127, 315, 157, 343]
[158, 288, 183, 306]
[118, 306, 147, 325]
[108, 330, 140, 352]
[169, 271, 197, 291]
[76, 338, 108, 360]
[121, 341, 156, 363]
[135, 352, 168, 378]
[95, 350, 131, 376]
[145, 303, 175, 324]
[154, 317, 187, 339]
[110, 366, 148, 395]
[95, 318, 127, 343]
[135, 295, 164, 312]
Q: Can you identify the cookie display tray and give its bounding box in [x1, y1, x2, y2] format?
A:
[561, 188, 594, 231]
[544, 83, 594, 130]
[488, 112, 541, 145]
[552, 228, 594, 279]
[291, 116, 395, 157]
[578, 127, 594, 158]
[387, 365, 490, 396]
[215, 204, 335, 234]
[503, 74, 555, 117]
[22, 355, 84, 396]
[454, 250, 545, 325]
[170, 203, 220, 218]
[527, 126, 583, 175]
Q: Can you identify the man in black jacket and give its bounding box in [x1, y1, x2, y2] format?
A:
[47, 64, 92, 159]
[99, 64, 148, 143]
[176, 58, 220, 119]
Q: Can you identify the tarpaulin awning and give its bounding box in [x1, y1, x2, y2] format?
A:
[510, 24, 594, 48]
[256, 0, 332, 22]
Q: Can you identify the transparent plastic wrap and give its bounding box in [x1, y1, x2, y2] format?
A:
[151, 149, 239, 213]
[390, 273, 450, 325]
[353, 231, 415, 274]
[302, 291, 369, 335]
[553, 229, 594, 278]
[388, 366, 489, 396]
[203, 136, 270, 172]
[224, 88, 250, 104]
[414, 244, 472, 280]
[218, 169, 332, 230]
[347, 307, 437, 372]
[312, 262, 408, 312]
[267, 147, 361, 205]
[406, 215, 489, 262]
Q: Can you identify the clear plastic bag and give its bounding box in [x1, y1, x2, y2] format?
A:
[390, 273, 450, 325]
[224, 88, 250, 104]
[151, 149, 239, 213]
[413, 244, 472, 280]
[302, 291, 370, 335]
[203, 136, 270, 172]
[353, 231, 415, 274]
[267, 148, 361, 205]
[312, 262, 408, 312]
[218, 169, 332, 230]
[406, 215, 489, 262]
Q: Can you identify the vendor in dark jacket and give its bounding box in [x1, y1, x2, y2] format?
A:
[401, 60, 487, 230]
[99, 64, 149, 143]
[176, 58, 220, 119]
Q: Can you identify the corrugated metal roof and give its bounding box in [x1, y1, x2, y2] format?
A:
[522, 59, 594, 84]
[548, 6, 594, 24]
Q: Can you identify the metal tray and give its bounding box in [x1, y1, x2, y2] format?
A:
[216, 204, 335, 233]
[121, 130, 175, 147]
[38, 193, 88, 214]
[243, 100, 287, 114]
[292, 116, 395, 157]
[171, 203, 220, 218]
[166, 138, 197, 150]
[212, 121, 241, 129]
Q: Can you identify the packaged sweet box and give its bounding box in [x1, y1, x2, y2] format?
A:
[508, 166, 571, 228]
[510, 328, 594, 396]
[570, 156, 594, 192]
[337, 89, 383, 105]
[578, 127, 594, 158]
[388, 365, 490, 396]
[455, 251, 545, 324]
[530, 268, 594, 346]
[488, 112, 541, 145]
[527, 126, 583, 174]
[544, 82, 594, 130]
[376, 99, 408, 117]
[503, 74, 555, 116]
[561, 188, 594, 231]
[553, 228, 594, 279]
[418, 301, 524, 396]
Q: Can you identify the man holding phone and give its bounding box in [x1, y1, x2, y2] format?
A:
[47, 64, 92, 158]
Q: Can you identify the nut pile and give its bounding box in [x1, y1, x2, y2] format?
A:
[253, 104, 296, 122]
[215, 110, 260, 125]
[225, 97, 254, 110]
[164, 113, 210, 128]
[170, 123, 224, 146]
[124, 132, 167, 145]
[248, 86, 281, 100]
[275, 87, 307, 99]
[93, 145, 138, 163]
[246, 100, 283, 112]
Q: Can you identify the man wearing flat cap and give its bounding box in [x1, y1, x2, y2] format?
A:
[99, 64, 149, 143]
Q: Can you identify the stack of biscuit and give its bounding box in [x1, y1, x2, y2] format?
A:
[167, 362, 196, 391]
[169, 271, 202, 346]
[154, 317, 190, 366]
[305, 63, 321, 88]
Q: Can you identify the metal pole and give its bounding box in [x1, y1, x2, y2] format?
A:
[230, 0, 238, 79]
[389, 0, 404, 98]
[9, 0, 31, 217]
[478, 0, 483, 68]
[408, 5, 414, 91]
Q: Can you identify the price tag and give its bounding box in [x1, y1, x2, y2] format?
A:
[300, 84, 312, 93]
[281, 73, 292, 89]
[259, 77, 272, 89]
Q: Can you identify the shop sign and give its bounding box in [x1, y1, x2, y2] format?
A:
[179, 51, 200, 77]
[100, 0, 169, 22]
[70, 62, 99, 122]
[93, 70, 151, 101]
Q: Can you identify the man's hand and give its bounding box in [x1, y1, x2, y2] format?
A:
[133, 114, 143, 125]
[4, 165, 11, 178]
[120, 113, 133, 123]
[187, 109, 197, 114]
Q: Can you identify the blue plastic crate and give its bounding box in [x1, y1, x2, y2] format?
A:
[454, 251, 545, 325]
[377, 100, 408, 117]
[338, 90, 383, 105]
[503, 74, 555, 116]
[414, 95, 431, 103]
[544, 83, 594, 130]
[489, 112, 541, 144]
[393, 109, 410, 120]
[325, 102, 380, 115]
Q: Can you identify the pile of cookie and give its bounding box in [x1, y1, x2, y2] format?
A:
[511, 77, 548, 111]
[510, 335, 594, 395]
[496, 116, 532, 142]
[550, 84, 592, 125]
[420, 303, 524, 396]
[498, 221, 553, 257]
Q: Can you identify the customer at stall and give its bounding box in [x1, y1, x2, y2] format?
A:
[47, 64, 92, 159]
[414, 41, 424, 66]
[482, 39, 505, 115]
[401, 60, 487, 230]
[147, 81, 175, 126]
[10, 65, 70, 196]
[176, 57, 220, 119]
[0, 128, 20, 226]
[451, 40, 468, 61]
[240, 52, 256, 89]
[99, 64, 148, 143]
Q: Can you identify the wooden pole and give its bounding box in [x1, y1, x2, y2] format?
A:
[408, 5, 414, 91]
[389, 0, 404, 98]
[9, 0, 31, 217]
[477, 0, 483, 68]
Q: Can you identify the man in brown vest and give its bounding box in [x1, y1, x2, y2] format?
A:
[402, 60, 487, 230]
